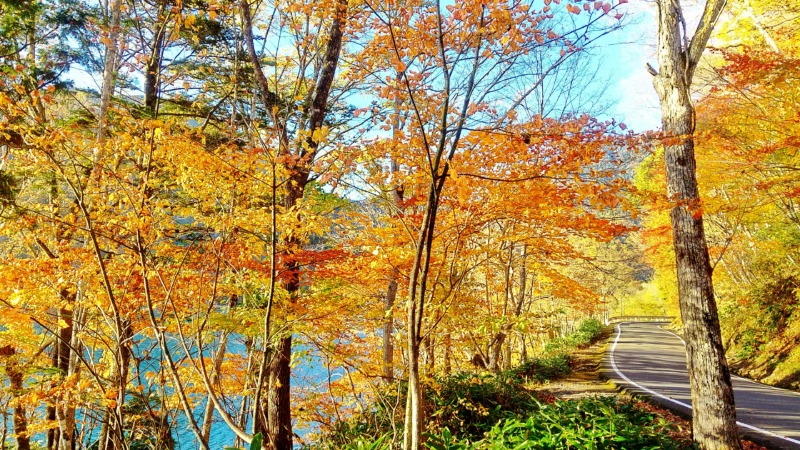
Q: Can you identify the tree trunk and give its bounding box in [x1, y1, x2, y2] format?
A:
[202, 330, 230, 443]
[652, 0, 741, 448]
[2, 348, 30, 450]
[404, 172, 444, 450]
[403, 332, 422, 450]
[424, 335, 434, 374]
[47, 395, 57, 448]
[488, 333, 506, 372]
[47, 335, 61, 450]
[513, 245, 528, 366]
[383, 83, 405, 382]
[97, 0, 122, 142]
[54, 297, 75, 450]
[144, 11, 166, 115]
[9, 369, 30, 450]
[99, 319, 132, 450]
[60, 307, 83, 450]
[266, 335, 292, 449]
[240, 0, 347, 444]
[443, 333, 451, 375]
[382, 275, 398, 381]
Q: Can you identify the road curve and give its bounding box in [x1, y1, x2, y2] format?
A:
[605, 322, 800, 450]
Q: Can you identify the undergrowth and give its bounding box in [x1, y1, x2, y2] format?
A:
[425, 397, 695, 450]
[543, 318, 606, 355]
[307, 318, 690, 449]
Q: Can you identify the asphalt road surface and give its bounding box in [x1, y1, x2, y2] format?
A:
[606, 322, 800, 450]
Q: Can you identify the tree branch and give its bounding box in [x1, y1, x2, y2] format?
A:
[687, 0, 728, 73]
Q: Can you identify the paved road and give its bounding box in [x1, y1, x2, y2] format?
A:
[606, 322, 800, 450]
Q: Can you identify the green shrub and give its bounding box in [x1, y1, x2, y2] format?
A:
[505, 354, 571, 383]
[576, 318, 605, 341]
[306, 383, 403, 449]
[427, 372, 543, 439]
[310, 371, 549, 447]
[342, 433, 392, 450]
[425, 397, 696, 450]
[543, 337, 569, 354]
[544, 318, 606, 354]
[310, 406, 397, 449]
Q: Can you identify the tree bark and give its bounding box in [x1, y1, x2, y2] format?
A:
[47, 299, 74, 450]
[382, 274, 399, 380]
[383, 81, 405, 382]
[59, 306, 83, 450]
[240, 0, 348, 446]
[54, 294, 75, 450]
[423, 335, 434, 374]
[652, 0, 741, 448]
[443, 333, 452, 375]
[9, 369, 30, 450]
[266, 335, 292, 449]
[2, 348, 30, 450]
[201, 331, 230, 443]
[144, 4, 167, 115]
[97, 0, 122, 142]
[488, 332, 506, 372]
[100, 319, 132, 450]
[381, 177, 403, 381]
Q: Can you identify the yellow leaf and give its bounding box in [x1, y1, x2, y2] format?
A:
[311, 126, 330, 144]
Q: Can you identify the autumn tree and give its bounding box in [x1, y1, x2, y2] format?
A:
[0, 1, 669, 449]
[0, 1, 104, 448]
[650, 0, 741, 447]
[236, 0, 356, 445]
[350, 0, 628, 447]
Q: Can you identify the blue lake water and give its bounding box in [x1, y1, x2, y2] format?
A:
[9, 334, 333, 450]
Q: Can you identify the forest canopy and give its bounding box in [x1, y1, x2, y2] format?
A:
[1, 0, 798, 449]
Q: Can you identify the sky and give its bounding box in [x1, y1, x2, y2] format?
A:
[603, 0, 708, 133]
[604, 7, 663, 133]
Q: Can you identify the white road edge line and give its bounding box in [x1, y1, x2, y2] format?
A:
[610, 323, 800, 446]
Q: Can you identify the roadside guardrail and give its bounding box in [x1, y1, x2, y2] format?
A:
[605, 315, 675, 325]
